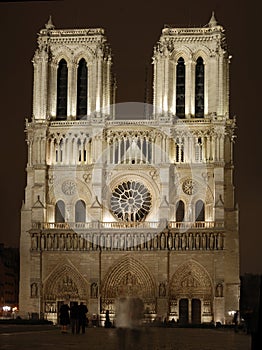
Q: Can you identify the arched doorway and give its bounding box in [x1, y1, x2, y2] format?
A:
[101, 257, 156, 322]
[43, 264, 88, 324]
[169, 260, 213, 324]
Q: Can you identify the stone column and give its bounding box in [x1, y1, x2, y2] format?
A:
[70, 62, 78, 118]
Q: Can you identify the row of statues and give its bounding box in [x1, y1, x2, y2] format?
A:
[31, 231, 224, 251]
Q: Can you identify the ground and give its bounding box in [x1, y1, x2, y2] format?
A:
[0, 324, 251, 350]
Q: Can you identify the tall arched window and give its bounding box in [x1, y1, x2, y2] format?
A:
[77, 58, 88, 118]
[55, 200, 65, 223]
[56, 59, 68, 119]
[195, 57, 204, 118]
[176, 57, 185, 118]
[176, 138, 184, 163]
[176, 200, 185, 222]
[75, 200, 86, 222]
[195, 200, 205, 221]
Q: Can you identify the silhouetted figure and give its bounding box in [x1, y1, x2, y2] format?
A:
[59, 302, 70, 333]
[70, 302, 79, 334]
[78, 302, 88, 334]
[104, 310, 112, 328]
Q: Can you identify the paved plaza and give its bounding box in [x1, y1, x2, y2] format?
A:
[0, 324, 251, 350]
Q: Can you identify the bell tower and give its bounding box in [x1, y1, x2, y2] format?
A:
[19, 17, 114, 317]
[153, 12, 230, 119]
[152, 12, 239, 323]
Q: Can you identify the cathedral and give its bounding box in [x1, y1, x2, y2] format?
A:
[19, 13, 240, 325]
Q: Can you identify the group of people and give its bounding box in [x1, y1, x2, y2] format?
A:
[59, 301, 88, 334]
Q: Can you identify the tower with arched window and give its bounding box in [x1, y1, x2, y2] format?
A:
[20, 14, 239, 326]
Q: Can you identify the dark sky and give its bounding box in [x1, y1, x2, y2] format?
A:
[0, 0, 261, 275]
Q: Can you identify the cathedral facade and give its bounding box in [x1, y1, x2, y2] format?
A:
[19, 14, 239, 325]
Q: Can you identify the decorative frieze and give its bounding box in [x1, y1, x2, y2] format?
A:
[30, 230, 224, 252]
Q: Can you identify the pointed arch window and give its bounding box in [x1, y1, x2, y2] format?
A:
[176, 200, 185, 222]
[55, 200, 65, 223]
[195, 57, 204, 118]
[176, 57, 185, 118]
[75, 200, 86, 222]
[175, 137, 184, 163]
[195, 200, 205, 221]
[77, 58, 88, 118]
[56, 59, 68, 119]
[195, 137, 203, 162]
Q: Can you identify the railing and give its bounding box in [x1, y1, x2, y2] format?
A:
[168, 221, 224, 229]
[33, 221, 162, 230]
[49, 116, 222, 128]
[32, 221, 223, 230]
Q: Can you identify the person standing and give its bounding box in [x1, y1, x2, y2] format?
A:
[59, 302, 70, 333]
[70, 301, 79, 334]
[78, 302, 88, 334]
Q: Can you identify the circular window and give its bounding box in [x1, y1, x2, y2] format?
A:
[111, 181, 152, 222]
[182, 179, 197, 195]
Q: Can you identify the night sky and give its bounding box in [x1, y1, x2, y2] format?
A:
[0, 0, 261, 275]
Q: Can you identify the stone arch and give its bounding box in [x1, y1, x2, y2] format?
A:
[170, 260, 213, 299]
[101, 256, 156, 313]
[74, 48, 96, 65]
[192, 46, 210, 63]
[171, 46, 191, 62]
[43, 262, 88, 301]
[52, 47, 73, 66]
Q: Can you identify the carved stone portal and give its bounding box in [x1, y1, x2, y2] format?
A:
[169, 260, 213, 320]
[101, 257, 156, 313]
[43, 264, 88, 302]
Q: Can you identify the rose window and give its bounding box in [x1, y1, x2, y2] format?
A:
[111, 181, 152, 222]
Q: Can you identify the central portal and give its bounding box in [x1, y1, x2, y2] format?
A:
[179, 298, 201, 324]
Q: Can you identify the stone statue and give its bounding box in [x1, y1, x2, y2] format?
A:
[106, 234, 111, 250]
[159, 282, 166, 297]
[209, 233, 214, 250]
[175, 234, 179, 250]
[168, 235, 173, 250]
[47, 234, 52, 250]
[31, 235, 38, 250]
[160, 234, 165, 249]
[181, 234, 187, 250]
[114, 234, 119, 249]
[195, 234, 200, 250]
[188, 233, 193, 250]
[216, 283, 223, 297]
[153, 235, 158, 249]
[91, 282, 98, 298]
[41, 235, 45, 250]
[31, 283, 38, 298]
[217, 233, 223, 250]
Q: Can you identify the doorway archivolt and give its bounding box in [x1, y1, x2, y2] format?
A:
[43, 263, 88, 303]
[169, 260, 213, 322]
[101, 256, 156, 314]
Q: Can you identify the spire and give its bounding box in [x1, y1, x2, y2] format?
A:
[208, 11, 218, 27]
[45, 15, 55, 30]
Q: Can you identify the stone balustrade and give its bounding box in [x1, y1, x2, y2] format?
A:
[32, 221, 222, 230]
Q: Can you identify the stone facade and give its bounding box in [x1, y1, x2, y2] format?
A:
[19, 14, 239, 325]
